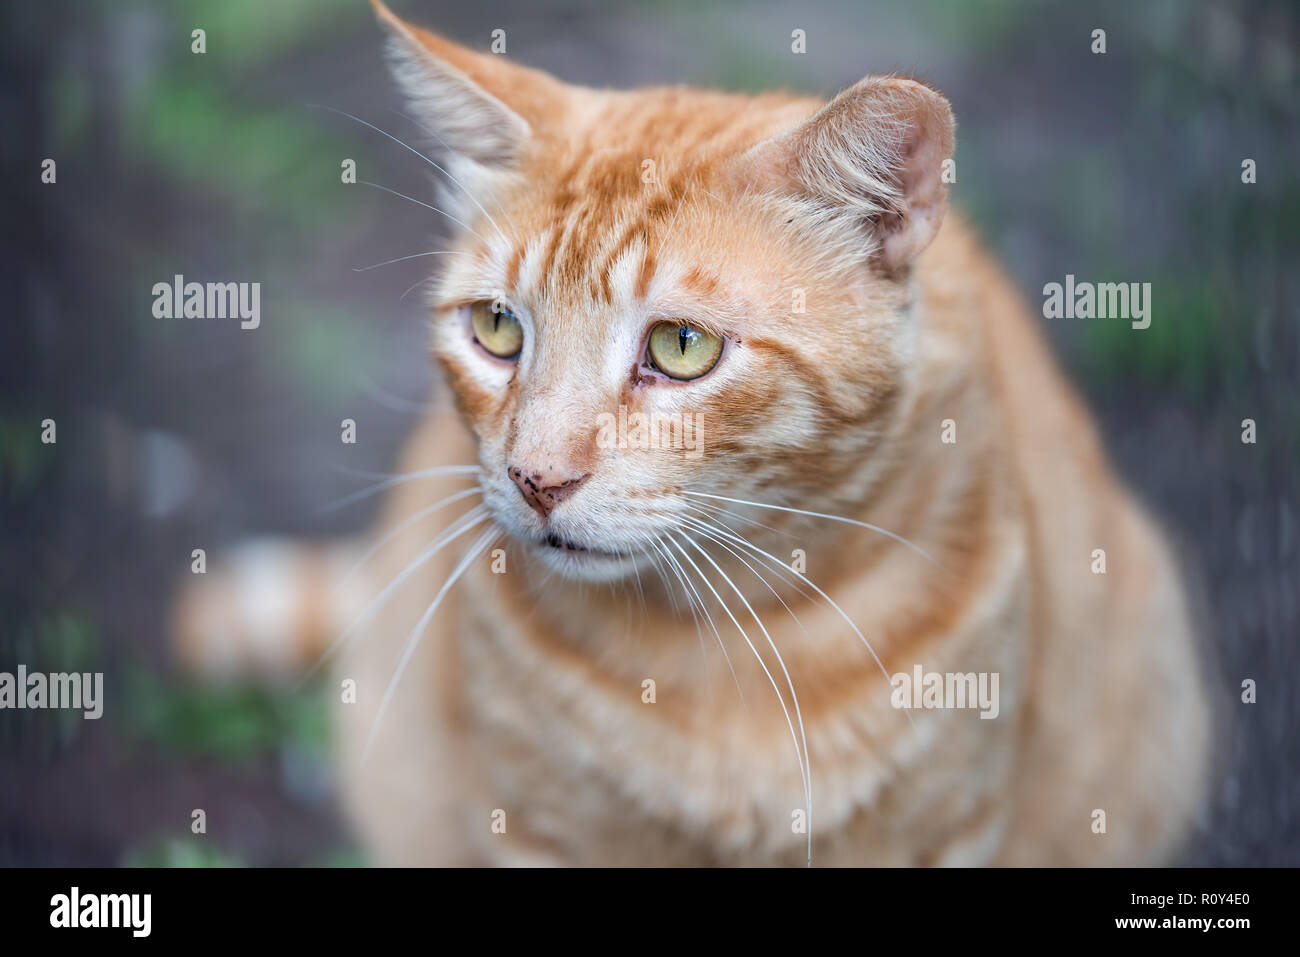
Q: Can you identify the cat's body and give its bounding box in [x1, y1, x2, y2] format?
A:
[176, 2, 1211, 865]
[332, 215, 1208, 866]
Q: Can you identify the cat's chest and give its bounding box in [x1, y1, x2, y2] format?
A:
[444, 515, 1030, 860]
[452, 608, 1011, 863]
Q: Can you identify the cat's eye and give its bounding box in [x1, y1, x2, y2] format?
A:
[470, 301, 523, 359]
[646, 322, 723, 381]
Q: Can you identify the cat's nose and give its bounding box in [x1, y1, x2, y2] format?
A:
[508, 466, 590, 519]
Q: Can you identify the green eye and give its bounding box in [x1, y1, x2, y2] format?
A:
[471, 301, 523, 358]
[646, 322, 723, 380]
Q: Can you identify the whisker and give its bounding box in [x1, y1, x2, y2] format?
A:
[682, 512, 915, 731]
[359, 180, 490, 246]
[668, 533, 813, 865]
[330, 464, 463, 481]
[308, 103, 512, 246]
[681, 504, 817, 604]
[685, 499, 790, 538]
[399, 275, 436, 303]
[644, 534, 714, 702]
[363, 525, 498, 762]
[339, 485, 483, 584]
[682, 490, 944, 570]
[358, 374, 430, 415]
[679, 515, 809, 641]
[299, 505, 491, 683]
[384, 107, 517, 247]
[628, 544, 648, 620]
[352, 250, 471, 272]
[652, 534, 746, 711]
[319, 464, 480, 513]
[642, 532, 682, 616]
[645, 533, 698, 624]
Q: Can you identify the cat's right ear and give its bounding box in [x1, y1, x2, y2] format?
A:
[371, 0, 561, 170]
[735, 76, 956, 276]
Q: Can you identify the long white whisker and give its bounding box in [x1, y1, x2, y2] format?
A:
[358, 374, 430, 415]
[669, 533, 812, 865]
[300, 505, 490, 682]
[683, 512, 915, 731]
[680, 515, 809, 641]
[628, 544, 648, 621]
[681, 504, 817, 604]
[399, 275, 436, 303]
[340, 485, 483, 584]
[331, 465, 469, 481]
[686, 499, 790, 538]
[320, 464, 480, 513]
[642, 533, 682, 616]
[652, 534, 746, 710]
[359, 180, 490, 245]
[645, 534, 714, 701]
[682, 490, 943, 569]
[363, 526, 497, 762]
[352, 250, 471, 272]
[309, 103, 512, 246]
[389, 107, 523, 244]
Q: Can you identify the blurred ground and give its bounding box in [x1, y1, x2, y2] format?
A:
[1, 0, 1296, 865]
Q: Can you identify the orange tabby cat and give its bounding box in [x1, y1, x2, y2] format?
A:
[175, 1, 1212, 865]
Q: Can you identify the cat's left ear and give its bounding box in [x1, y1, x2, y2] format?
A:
[737, 76, 955, 275]
[371, 0, 564, 170]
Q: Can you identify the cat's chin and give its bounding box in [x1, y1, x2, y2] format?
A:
[526, 533, 643, 583]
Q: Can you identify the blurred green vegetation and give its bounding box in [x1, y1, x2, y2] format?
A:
[1080, 275, 1249, 394]
[0, 609, 102, 756]
[263, 303, 379, 400]
[1078, 181, 1298, 404]
[125, 837, 247, 868]
[122, 83, 353, 226]
[0, 414, 57, 501]
[125, 837, 365, 868]
[166, 0, 357, 68]
[119, 668, 348, 866]
[912, 0, 1037, 55]
[123, 668, 329, 761]
[964, 1, 1296, 420]
[50, 0, 387, 406]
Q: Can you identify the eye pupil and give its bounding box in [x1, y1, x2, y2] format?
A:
[471, 301, 523, 359]
[646, 321, 723, 381]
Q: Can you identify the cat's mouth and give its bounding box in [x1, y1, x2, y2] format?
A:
[520, 526, 641, 581]
[541, 531, 617, 557]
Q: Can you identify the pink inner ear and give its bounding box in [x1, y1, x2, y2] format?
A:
[881, 94, 954, 271]
[731, 76, 954, 276]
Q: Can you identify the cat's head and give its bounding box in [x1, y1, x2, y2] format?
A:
[375, 2, 954, 583]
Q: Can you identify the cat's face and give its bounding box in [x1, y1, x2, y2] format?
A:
[377, 3, 953, 582]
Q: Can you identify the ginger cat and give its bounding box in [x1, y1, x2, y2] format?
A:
[175, 1, 1211, 865]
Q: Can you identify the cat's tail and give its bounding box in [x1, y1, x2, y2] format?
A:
[170, 538, 366, 681]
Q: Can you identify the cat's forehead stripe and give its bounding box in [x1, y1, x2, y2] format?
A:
[492, 94, 849, 314]
[518, 107, 737, 305]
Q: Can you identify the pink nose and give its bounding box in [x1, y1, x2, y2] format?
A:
[508, 466, 590, 519]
